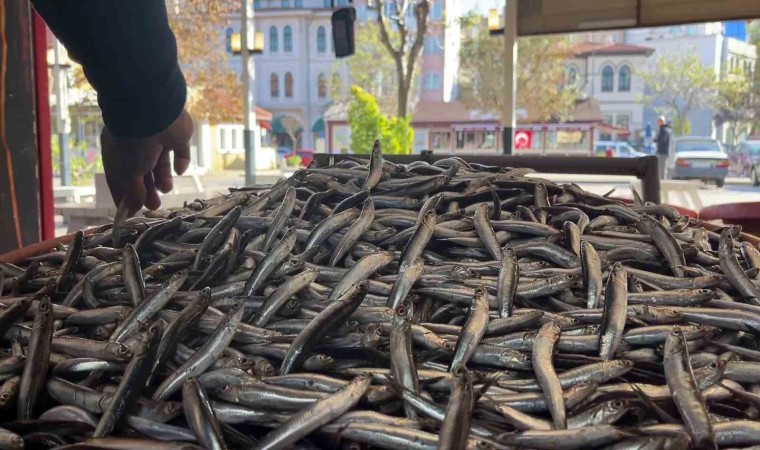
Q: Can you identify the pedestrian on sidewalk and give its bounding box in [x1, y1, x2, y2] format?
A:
[655, 116, 671, 180]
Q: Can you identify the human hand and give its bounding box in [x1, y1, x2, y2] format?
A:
[101, 109, 193, 215]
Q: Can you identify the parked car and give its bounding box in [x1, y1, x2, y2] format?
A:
[733, 140, 760, 185]
[284, 148, 315, 167]
[594, 141, 648, 158]
[665, 137, 729, 187]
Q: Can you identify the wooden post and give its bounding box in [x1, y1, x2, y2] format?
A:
[0, 0, 40, 253]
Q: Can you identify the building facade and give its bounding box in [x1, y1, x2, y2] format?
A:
[227, 0, 461, 153]
[625, 23, 757, 140]
[567, 43, 654, 144]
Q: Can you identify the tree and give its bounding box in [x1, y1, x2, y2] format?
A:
[640, 52, 716, 136]
[280, 116, 303, 150]
[458, 27, 579, 122]
[348, 86, 413, 154]
[341, 23, 416, 116]
[713, 69, 758, 145]
[166, 0, 243, 124]
[370, 0, 430, 117]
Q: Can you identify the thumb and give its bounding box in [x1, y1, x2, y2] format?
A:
[173, 140, 191, 176]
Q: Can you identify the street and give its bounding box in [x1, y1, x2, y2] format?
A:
[527, 174, 760, 212]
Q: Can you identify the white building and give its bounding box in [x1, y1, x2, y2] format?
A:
[227, 0, 461, 153]
[625, 23, 757, 140]
[567, 43, 654, 142]
[227, 0, 346, 152]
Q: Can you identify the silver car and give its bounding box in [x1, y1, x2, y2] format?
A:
[665, 137, 729, 187]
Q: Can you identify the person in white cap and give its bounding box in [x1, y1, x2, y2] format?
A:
[655, 116, 671, 179]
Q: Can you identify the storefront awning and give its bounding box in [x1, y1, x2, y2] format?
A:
[312, 118, 325, 134]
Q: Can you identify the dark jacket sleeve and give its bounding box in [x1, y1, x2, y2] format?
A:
[31, 0, 187, 138]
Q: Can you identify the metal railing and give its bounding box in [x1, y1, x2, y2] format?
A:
[312, 153, 661, 204]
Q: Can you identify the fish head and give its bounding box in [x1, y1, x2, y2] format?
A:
[304, 354, 335, 371]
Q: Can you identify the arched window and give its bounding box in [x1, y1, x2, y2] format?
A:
[601, 65, 614, 92]
[567, 66, 577, 85]
[317, 26, 326, 53]
[317, 73, 327, 98]
[270, 73, 279, 97]
[269, 26, 278, 52]
[285, 72, 294, 97]
[284, 26, 293, 52]
[618, 65, 631, 92]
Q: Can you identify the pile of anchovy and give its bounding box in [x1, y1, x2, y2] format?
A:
[2, 145, 760, 449]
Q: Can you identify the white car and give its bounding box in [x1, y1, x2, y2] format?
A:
[665, 137, 729, 187]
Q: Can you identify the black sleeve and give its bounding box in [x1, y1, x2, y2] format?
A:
[31, 0, 187, 138]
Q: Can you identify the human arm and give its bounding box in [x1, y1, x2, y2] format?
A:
[31, 0, 192, 212]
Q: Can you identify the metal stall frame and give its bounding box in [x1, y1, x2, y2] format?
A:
[313, 154, 661, 204]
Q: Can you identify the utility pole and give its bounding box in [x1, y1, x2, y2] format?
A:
[241, 0, 258, 186]
[501, 0, 517, 155]
[53, 38, 71, 186]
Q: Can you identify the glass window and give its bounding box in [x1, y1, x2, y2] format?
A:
[270, 73, 279, 97]
[269, 26, 278, 52]
[323, 0, 330, 6]
[675, 139, 720, 152]
[231, 128, 238, 149]
[616, 114, 630, 130]
[483, 131, 496, 149]
[531, 131, 542, 150]
[282, 0, 290, 6]
[254, 0, 261, 9]
[423, 73, 442, 90]
[567, 66, 577, 85]
[603, 115, 613, 124]
[317, 26, 327, 53]
[284, 25, 293, 52]
[337, 0, 348, 5]
[466, 131, 476, 146]
[294, 0, 302, 6]
[618, 65, 631, 92]
[455, 131, 465, 149]
[431, 131, 450, 149]
[219, 128, 227, 150]
[285, 72, 294, 97]
[317, 73, 327, 98]
[424, 37, 441, 54]
[601, 65, 614, 92]
[431, 1, 443, 20]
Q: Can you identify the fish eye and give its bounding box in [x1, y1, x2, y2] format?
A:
[612, 400, 625, 409]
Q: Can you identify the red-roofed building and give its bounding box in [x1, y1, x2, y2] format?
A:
[324, 98, 609, 155]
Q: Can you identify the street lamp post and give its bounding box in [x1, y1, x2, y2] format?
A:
[241, 0, 258, 186]
[52, 38, 71, 186]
